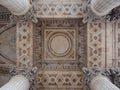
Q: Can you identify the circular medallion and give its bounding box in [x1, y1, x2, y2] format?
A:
[48, 33, 72, 57]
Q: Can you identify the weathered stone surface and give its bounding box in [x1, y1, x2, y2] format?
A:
[0, 26, 16, 63]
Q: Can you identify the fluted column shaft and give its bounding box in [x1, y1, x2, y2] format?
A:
[91, 0, 120, 16]
[0, 0, 31, 15]
[0, 75, 30, 90]
[90, 75, 120, 90]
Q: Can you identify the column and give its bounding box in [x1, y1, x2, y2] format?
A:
[90, 75, 120, 90]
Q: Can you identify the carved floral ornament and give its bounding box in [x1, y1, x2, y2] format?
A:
[1, 0, 120, 23]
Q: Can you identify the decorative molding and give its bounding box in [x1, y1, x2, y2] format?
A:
[0, 66, 9, 74]
[87, 23, 106, 67]
[106, 23, 113, 67]
[35, 71, 84, 90]
[33, 19, 87, 89]
[44, 28, 76, 60]
[87, 22, 120, 68]
[16, 22, 33, 67]
[1, 0, 120, 23]
[0, 13, 11, 22]
[105, 22, 120, 67]
[32, 0, 84, 18]
[9, 12, 38, 23]
[112, 22, 120, 67]
[33, 19, 87, 69]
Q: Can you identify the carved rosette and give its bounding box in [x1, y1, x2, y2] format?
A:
[32, 0, 84, 18]
[35, 71, 83, 89]
[87, 23, 106, 67]
[33, 19, 87, 90]
[44, 28, 76, 60]
[16, 22, 33, 68]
